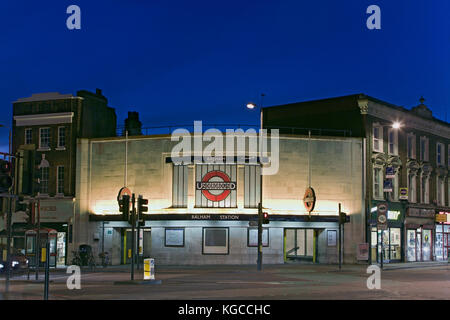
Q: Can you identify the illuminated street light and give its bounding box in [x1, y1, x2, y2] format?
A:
[246, 102, 257, 110]
[392, 122, 402, 129]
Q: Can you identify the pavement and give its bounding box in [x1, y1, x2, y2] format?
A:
[0, 262, 449, 300]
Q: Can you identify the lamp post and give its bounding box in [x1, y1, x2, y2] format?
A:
[246, 93, 265, 270]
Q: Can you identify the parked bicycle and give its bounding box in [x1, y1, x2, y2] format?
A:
[99, 252, 109, 268]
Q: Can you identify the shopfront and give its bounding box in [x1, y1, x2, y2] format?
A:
[404, 207, 435, 262]
[370, 203, 404, 263]
[435, 212, 450, 261]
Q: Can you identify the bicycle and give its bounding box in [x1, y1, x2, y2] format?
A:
[71, 251, 82, 266]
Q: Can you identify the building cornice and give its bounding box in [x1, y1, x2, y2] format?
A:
[14, 112, 74, 127]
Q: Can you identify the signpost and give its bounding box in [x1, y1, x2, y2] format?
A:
[377, 203, 388, 269]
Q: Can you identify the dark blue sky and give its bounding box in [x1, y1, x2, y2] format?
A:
[1, 0, 449, 152]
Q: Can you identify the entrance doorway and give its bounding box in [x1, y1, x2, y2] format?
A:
[284, 228, 316, 262]
[56, 232, 66, 266]
[406, 228, 432, 262]
[122, 228, 151, 264]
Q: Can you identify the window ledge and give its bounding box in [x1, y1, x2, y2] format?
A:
[55, 147, 66, 151]
[37, 147, 51, 152]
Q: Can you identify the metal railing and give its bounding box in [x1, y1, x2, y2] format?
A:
[116, 124, 352, 137]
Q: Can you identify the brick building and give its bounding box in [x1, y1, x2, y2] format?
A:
[3, 89, 116, 265]
[262, 94, 450, 263]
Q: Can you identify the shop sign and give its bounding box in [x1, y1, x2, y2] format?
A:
[387, 210, 400, 220]
[357, 243, 369, 261]
[377, 203, 388, 230]
[436, 214, 449, 223]
[385, 166, 395, 179]
[383, 180, 392, 192]
[399, 188, 408, 200]
[196, 170, 236, 202]
[407, 208, 435, 218]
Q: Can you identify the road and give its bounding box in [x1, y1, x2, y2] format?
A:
[0, 264, 449, 300]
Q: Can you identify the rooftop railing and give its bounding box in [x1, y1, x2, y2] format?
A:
[116, 124, 352, 138]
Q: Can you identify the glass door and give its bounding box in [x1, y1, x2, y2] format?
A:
[422, 230, 432, 261]
[284, 229, 315, 261]
[416, 229, 422, 261]
[407, 229, 416, 262]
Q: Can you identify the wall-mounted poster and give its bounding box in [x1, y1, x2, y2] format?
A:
[248, 228, 269, 247]
[327, 230, 337, 247]
[165, 228, 185, 247]
[203, 227, 229, 254]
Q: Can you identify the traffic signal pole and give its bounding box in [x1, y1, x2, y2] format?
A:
[257, 202, 263, 271]
[130, 193, 136, 281]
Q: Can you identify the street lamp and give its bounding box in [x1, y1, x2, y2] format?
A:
[246, 93, 265, 270]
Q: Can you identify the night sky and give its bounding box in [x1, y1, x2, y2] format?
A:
[1, 0, 449, 152]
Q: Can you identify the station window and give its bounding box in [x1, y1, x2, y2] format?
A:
[202, 227, 229, 254]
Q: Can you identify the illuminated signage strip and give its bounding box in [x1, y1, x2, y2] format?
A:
[89, 213, 347, 223]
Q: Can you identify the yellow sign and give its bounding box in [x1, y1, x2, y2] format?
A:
[128, 249, 132, 258]
[2, 250, 6, 261]
[41, 248, 46, 262]
[436, 214, 448, 223]
[143, 258, 155, 280]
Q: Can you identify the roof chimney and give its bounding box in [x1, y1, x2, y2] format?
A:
[124, 111, 142, 136]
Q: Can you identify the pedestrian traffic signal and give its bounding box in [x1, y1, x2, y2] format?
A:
[25, 202, 35, 226]
[263, 212, 269, 224]
[0, 159, 13, 193]
[137, 195, 148, 215]
[119, 194, 130, 221]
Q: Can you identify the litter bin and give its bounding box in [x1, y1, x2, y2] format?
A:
[79, 244, 92, 266]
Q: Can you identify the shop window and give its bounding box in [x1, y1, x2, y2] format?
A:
[244, 164, 261, 208]
[373, 227, 401, 263]
[172, 164, 188, 208]
[165, 228, 184, 247]
[247, 228, 269, 247]
[435, 224, 449, 261]
[202, 228, 229, 254]
[195, 164, 236, 208]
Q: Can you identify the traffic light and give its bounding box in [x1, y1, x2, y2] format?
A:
[137, 195, 148, 215]
[0, 159, 13, 193]
[15, 195, 28, 212]
[25, 202, 35, 226]
[339, 210, 348, 224]
[262, 212, 269, 224]
[119, 194, 130, 221]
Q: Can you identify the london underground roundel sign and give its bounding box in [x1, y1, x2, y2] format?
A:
[303, 187, 316, 213]
[196, 170, 236, 202]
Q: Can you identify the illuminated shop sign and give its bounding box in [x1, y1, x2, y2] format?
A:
[196, 170, 236, 202]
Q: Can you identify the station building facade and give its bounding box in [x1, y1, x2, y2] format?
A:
[70, 131, 364, 265]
